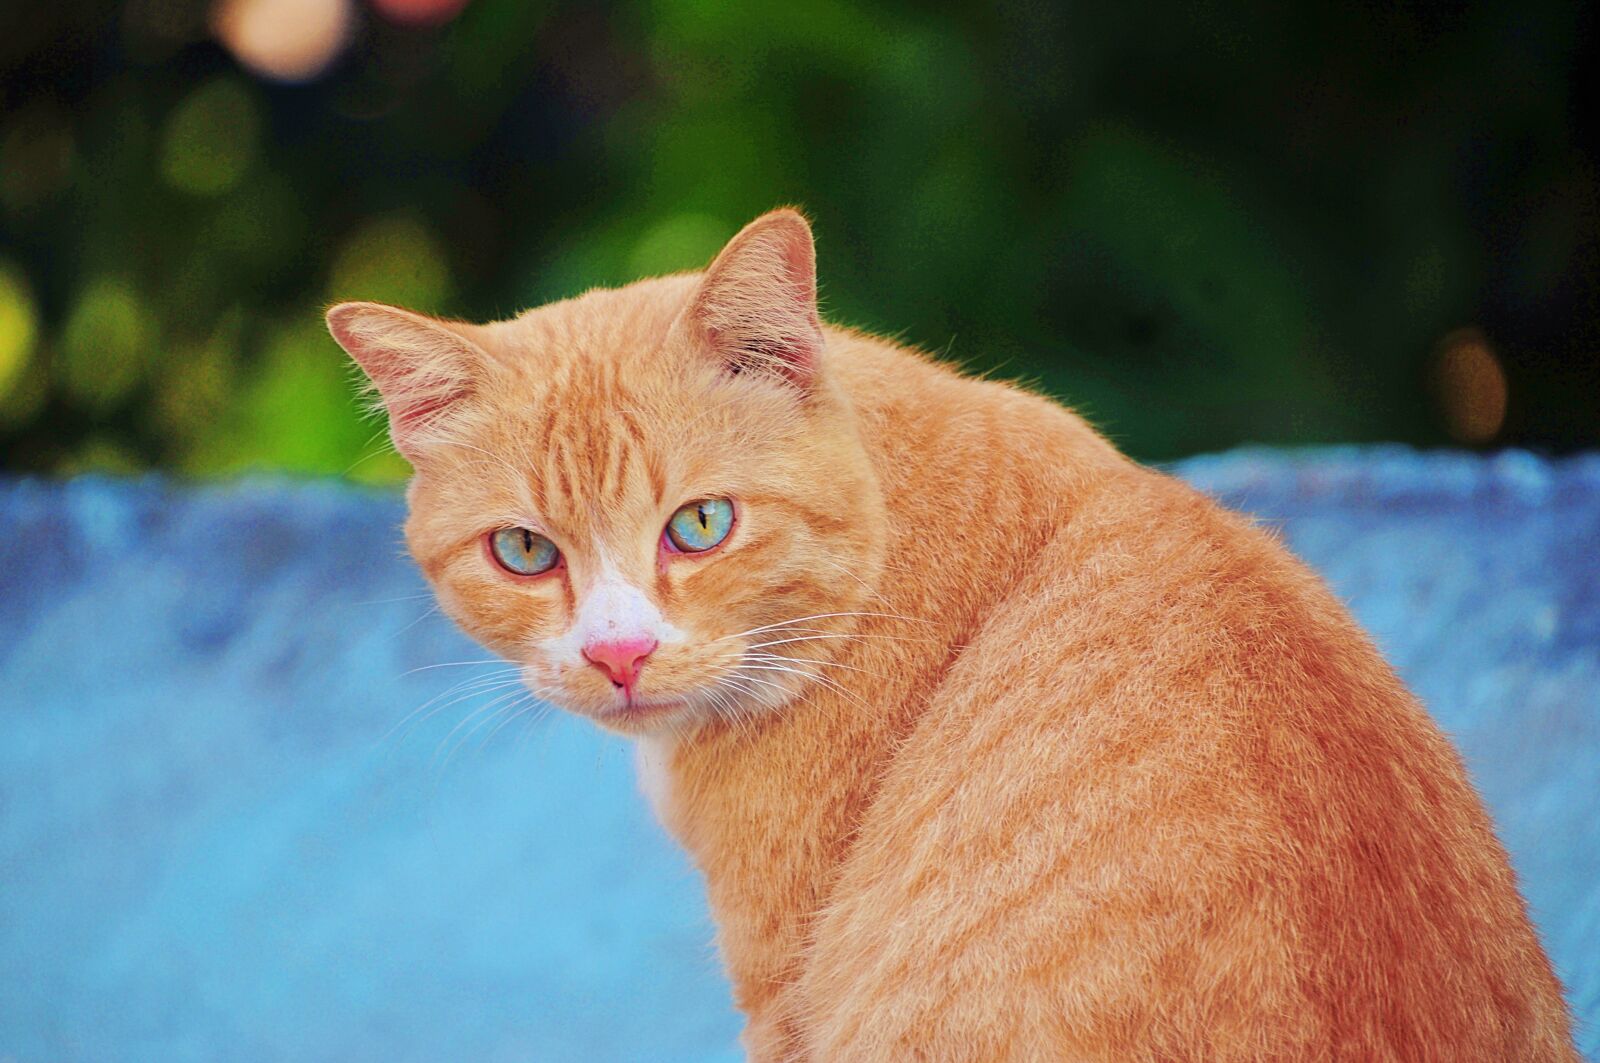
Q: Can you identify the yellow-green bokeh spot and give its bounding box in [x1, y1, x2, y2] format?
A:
[58, 276, 156, 410]
[160, 77, 260, 196]
[0, 351, 47, 429]
[0, 259, 39, 398]
[327, 214, 452, 310]
[627, 212, 734, 279]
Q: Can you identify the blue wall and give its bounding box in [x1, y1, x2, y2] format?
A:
[2, 448, 1595, 1060]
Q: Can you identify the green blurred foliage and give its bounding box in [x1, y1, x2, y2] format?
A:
[1, 0, 1597, 481]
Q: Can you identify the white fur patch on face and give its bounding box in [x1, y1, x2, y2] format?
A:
[547, 558, 685, 665]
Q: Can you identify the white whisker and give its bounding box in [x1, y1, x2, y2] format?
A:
[742, 632, 924, 651]
[480, 691, 555, 750]
[431, 689, 529, 775]
[380, 672, 528, 748]
[741, 651, 879, 676]
[735, 662, 861, 704]
[711, 611, 930, 644]
[401, 659, 517, 677]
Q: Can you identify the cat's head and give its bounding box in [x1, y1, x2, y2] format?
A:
[328, 210, 886, 736]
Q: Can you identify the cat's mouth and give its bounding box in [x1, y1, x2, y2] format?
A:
[527, 670, 704, 735]
[599, 695, 687, 726]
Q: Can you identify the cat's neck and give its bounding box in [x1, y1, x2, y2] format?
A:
[656, 329, 1127, 1045]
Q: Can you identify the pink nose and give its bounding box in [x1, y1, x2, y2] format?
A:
[582, 637, 658, 690]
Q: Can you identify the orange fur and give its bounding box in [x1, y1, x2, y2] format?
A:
[330, 211, 1576, 1061]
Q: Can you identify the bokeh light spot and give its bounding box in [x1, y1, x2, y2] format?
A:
[213, 0, 353, 83]
[328, 214, 452, 309]
[59, 277, 157, 411]
[627, 213, 735, 278]
[160, 77, 261, 196]
[1434, 329, 1508, 445]
[0, 261, 40, 399]
[0, 354, 47, 429]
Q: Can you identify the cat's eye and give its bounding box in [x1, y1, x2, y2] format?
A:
[665, 498, 735, 553]
[488, 527, 560, 576]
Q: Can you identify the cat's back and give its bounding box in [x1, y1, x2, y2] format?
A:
[797, 352, 1575, 1059]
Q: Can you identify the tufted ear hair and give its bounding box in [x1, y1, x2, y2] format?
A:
[326, 301, 487, 461]
[674, 208, 824, 390]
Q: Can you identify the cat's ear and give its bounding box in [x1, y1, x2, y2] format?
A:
[675, 208, 824, 389]
[326, 301, 486, 461]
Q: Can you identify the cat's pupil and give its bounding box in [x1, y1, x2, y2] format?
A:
[697, 505, 709, 530]
[521, 529, 534, 553]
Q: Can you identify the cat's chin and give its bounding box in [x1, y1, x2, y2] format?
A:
[590, 696, 697, 736]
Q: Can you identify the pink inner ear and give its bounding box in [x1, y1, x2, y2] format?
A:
[390, 385, 471, 435]
[358, 346, 470, 434]
[327, 302, 477, 456]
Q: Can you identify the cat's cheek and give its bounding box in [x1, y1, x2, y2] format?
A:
[431, 569, 570, 661]
[425, 578, 472, 630]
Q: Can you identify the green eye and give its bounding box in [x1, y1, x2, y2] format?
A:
[665, 498, 735, 553]
[489, 527, 560, 576]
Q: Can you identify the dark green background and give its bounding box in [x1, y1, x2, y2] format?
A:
[2, 0, 1597, 481]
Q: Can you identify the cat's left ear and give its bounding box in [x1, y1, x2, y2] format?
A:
[326, 301, 488, 462]
[673, 208, 824, 390]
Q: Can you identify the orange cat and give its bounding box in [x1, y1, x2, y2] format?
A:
[329, 210, 1576, 1060]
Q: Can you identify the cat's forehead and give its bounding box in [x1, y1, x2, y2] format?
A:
[473, 279, 779, 457]
[485, 276, 699, 385]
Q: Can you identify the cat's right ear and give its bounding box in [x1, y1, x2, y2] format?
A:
[672, 208, 824, 391]
[326, 301, 486, 462]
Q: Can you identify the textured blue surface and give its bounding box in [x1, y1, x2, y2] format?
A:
[1, 447, 1596, 1061]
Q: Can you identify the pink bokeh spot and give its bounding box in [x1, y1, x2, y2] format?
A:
[369, 0, 471, 26]
[213, 0, 353, 83]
